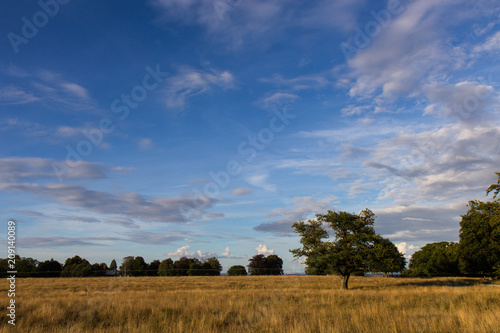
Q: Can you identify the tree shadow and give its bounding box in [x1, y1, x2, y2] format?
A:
[396, 278, 489, 288]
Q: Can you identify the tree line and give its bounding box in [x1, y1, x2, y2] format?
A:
[0, 253, 283, 278]
[406, 172, 500, 277]
[290, 172, 500, 288]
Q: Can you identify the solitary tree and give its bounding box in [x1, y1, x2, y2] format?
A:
[291, 209, 393, 289]
[227, 265, 247, 276]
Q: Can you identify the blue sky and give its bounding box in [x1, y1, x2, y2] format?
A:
[1, 0, 499, 273]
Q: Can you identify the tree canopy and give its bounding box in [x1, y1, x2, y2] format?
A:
[459, 199, 500, 276]
[291, 209, 404, 289]
[227, 265, 247, 276]
[408, 242, 459, 277]
[248, 254, 284, 275]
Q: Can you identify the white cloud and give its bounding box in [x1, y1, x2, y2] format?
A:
[0, 181, 220, 224]
[245, 172, 276, 192]
[0, 86, 40, 104]
[255, 244, 274, 255]
[152, 0, 363, 50]
[473, 31, 500, 53]
[258, 92, 299, 110]
[219, 246, 247, 259]
[1, 68, 95, 110]
[254, 195, 337, 234]
[163, 67, 236, 110]
[166, 245, 245, 259]
[232, 187, 252, 196]
[0, 157, 113, 181]
[423, 81, 498, 123]
[259, 73, 330, 91]
[138, 138, 153, 150]
[395, 242, 420, 260]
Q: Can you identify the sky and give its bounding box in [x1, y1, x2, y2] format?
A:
[0, 0, 499, 273]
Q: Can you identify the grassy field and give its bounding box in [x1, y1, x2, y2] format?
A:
[1, 276, 499, 332]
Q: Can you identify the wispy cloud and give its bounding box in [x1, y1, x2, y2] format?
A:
[152, 0, 364, 49]
[0, 181, 221, 223]
[0, 157, 115, 181]
[231, 187, 253, 196]
[163, 66, 236, 110]
[254, 196, 337, 234]
[0, 67, 95, 110]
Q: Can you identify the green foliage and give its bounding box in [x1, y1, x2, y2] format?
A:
[291, 209, 404, 289]
[61, 255, 92, 277]
[173, 257, 191, 276]
[37, 259, 62, 277]
[187, 257, 222, 276]
[290, 219, 330, 275]
[486, 172, 500, 199]
[147, 260, 160, 276]
[459, 199, 500, 276]
[158, 258, 174, 276]
[15, 256, 39, 278]
[408, 242, 460, 277]
[227, 265, 247, 276]
[109, 259, 117, 272]
[367, 237, 407, 275]
[248, 254, 284, 275]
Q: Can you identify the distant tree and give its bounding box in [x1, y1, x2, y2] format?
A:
[291, 209, 386, 289]
[61, 255, 92, 277]
[15, 256, 39, 278]
[409, 242, 460, 277]
[187, 259, 203, 276]
[248, 254, 267, 275]
[205, 257, 222, 276]
[0, 258, 8, 278]
[147, 260, 160, 276]
[227, 265, 247, 276]
[459, 199, 500, 276]
[158, 258, 174, 276]
[120, 256, 135, 276]
[173, 257, 191, 276]
[248, 254, 284, 276]
[367, 238, 406, 275]
[266, 255, 284, 275]
[90, 263, 107, 277]
[133, 257, 148, 276]
[37, 259, 62, 277]
[109, 259, 117, 272]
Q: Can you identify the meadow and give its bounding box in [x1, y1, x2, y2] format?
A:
[1, 276, 499, 332]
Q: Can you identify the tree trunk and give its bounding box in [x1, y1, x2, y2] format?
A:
[340, 274, 350, 290]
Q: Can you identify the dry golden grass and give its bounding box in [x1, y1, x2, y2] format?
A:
[1, 276, 499, 332]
